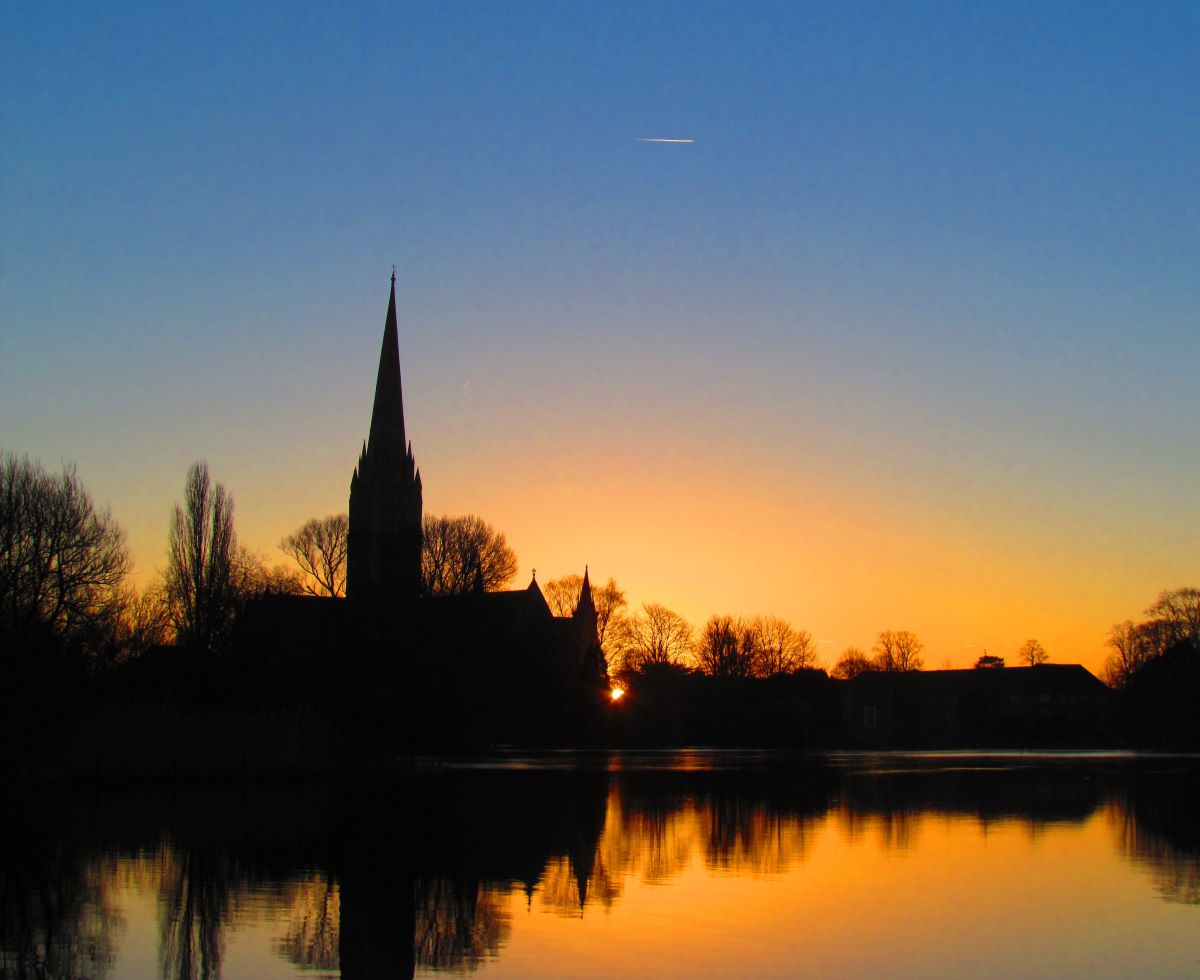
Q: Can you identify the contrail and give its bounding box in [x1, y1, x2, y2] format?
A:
[636, 137, 694, 143]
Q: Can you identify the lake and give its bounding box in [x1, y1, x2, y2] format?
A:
[3, 751, 1197, 978]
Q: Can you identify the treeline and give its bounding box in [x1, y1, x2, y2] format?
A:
[541, 575, 826, 686]
[1, 454, 306, 673]
[1102, 587, 1200, 745]
[1103, 588, 1200, 687]
[5, 448, 1197, 739]
[0, 453, 523, 673]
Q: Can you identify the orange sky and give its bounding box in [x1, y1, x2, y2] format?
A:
[5, 6, 1197, 680]
[103, 347, 1192, 681]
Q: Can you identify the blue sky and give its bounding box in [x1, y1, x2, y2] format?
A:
[2, 1, 1197, 669]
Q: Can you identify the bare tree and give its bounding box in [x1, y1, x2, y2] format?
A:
[1133, 618, 1176, 662]
[1144, 587, 1200, 647]
[239, 549, 305, 598]
[114, 583, 172, 659]
[831, 646, 873, 680]
[695, 615, 755, 678]
[1103, 621, 1148, 687]
[280, 514, 348, 597]
[750, 616, 817, 676]
[1102, 587, 1199, 688]
[616, 603, 693, 673]
[421, 514, 518, 595]
[543, 574, 584, 617]
[164, 461, 239, 654]
[872, 630, 925, 672]
[0, 452, 130, 658]
[591, 578, 628, 653]
[1017, 638, 1049, 667]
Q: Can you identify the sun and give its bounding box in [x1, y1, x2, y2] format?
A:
[609, 686, 625, 702]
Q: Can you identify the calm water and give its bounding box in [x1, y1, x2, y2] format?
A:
[3, 752, 1198, 979]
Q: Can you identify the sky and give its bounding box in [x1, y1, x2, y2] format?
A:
[2, 2, 1197, 674]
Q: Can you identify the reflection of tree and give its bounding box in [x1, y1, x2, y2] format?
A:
[615, 800, 697, 885]
[413, 878, 510, 971]
[274, 875, 339, 971]
[0, 851, 122, 980]
[871, 807, 920, 852]
[1110, 785, 1200, 906]
[538, 849, 622, 917]
[535, 785, 691, 916]
[834, 766, 1112, 852]
[703, 797, 815, 874]
[536, 775, 826, 916]
[157, 846, 234, 980]
[539, 856, 590, 915]
[18, 761, 1197, 980]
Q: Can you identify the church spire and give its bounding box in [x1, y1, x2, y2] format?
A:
[573, 565, 595, 619]
[365, 272, 407, 465]
[347, 273, 424, 602]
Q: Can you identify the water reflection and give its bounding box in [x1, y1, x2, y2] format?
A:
[0, 843, 122, 979]
[274, 875, 339, 971]
[1, 755, 1197, 978]
[1111, 772, 1200, 906]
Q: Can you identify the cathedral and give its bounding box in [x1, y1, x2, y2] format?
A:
[239, 276, 607, 745]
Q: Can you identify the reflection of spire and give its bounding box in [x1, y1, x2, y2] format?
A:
[573, 851, 592, 915]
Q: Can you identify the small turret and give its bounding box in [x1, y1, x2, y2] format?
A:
[572, 565, 596, 620]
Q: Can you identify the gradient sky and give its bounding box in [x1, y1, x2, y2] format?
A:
[2, 2, 1197, 674]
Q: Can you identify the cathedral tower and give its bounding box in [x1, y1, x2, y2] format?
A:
[347, 274, 423, 602]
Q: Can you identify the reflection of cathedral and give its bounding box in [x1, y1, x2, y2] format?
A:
[7, 765, 1199, 979]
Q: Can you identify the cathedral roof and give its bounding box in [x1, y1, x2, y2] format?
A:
[413, 587, 554, 640]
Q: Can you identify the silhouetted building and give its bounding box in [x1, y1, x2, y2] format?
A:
[237, 277, 605, 744]
[348, 274, 423, 603]
[840, 665, 1112, 746]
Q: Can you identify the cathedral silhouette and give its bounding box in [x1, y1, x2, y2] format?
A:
[239, 277, 607, 745]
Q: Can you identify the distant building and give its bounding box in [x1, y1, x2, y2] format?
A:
[840, 665, 1112, 746]
[238, 277, 605, 744]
